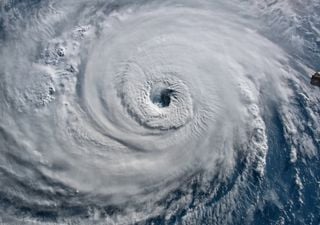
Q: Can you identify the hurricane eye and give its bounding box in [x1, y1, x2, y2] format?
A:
[150, 88, 174, 108]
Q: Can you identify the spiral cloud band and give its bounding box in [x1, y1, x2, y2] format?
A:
[0, 0, 319, 224]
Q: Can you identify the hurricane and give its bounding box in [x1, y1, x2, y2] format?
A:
[0, 0, 319, 224]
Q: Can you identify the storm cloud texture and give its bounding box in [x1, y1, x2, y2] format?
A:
[0, 0, 319, 224]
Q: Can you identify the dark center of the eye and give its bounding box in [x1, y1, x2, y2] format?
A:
[151, 88, 174, 108]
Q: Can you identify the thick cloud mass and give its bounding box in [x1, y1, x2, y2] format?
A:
[0, 0, 319, 224]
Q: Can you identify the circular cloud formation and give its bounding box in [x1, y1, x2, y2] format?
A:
[0, 0, 319, 224]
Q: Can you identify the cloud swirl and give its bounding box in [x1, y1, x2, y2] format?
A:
[0, 0, 319, 224]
